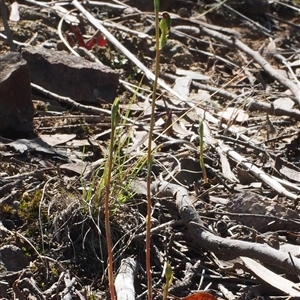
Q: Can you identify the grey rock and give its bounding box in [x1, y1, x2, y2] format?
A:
[0, 52, 34, 136]
[164, 39, 193, 67]
[2, 219, 16, 230]
[22, 46, 119, 104]
[0, 245, 28, 272]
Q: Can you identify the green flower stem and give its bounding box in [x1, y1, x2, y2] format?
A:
[104, 98, 120, 300]
[145, 1, 161, 299]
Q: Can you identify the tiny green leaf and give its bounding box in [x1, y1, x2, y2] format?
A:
[199, 118, 208, 184]
[111, 98, 120, 129]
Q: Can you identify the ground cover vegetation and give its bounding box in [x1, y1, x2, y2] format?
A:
[1, 0, 300, 299]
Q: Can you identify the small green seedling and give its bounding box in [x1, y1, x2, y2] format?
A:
[199, 118, 208, 184]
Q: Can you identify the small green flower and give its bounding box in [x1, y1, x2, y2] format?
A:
[159, 12, 171, 50]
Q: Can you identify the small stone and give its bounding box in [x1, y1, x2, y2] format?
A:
[2, 219, 16, 230]
[163, 39, 194, 67]
[0, 245, 28, 271]
[178, 8, 190, 18]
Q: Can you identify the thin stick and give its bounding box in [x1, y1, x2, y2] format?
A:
[200, 26, 300, 105]
[0, 0, 16, 51]
[145, 0, 160, 296]
[71, 0, 186, 103]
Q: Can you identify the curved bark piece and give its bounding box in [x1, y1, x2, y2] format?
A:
[200, 26, 300, 105]
[151, 180, 300, 274]
[115, 257, 137, 300]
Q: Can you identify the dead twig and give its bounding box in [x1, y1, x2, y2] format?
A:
[200, 26, 300, 105]
[71, 0, 186, 103]
[0, 167, 54, 181]
[151, 180, 300, 275]
[0, 0, 16, 51]
[115, 257, 137, 300]
[218, 141, 299, 201]
[246, 98, 300, 120]
[31, 83, 145, 127]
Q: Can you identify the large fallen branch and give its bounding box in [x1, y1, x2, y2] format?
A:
[151, 180, 300, 276]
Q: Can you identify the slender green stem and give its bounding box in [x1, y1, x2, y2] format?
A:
[199, 118, 208, 184]
[104, 99, 119, 300]
[146, 1, 161, 299]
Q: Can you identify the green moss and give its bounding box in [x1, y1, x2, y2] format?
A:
[18, 190, 43, 220]
[50, 265, 61, 277]
[87, 294, 98, 300]
[0, 204, 15, 216]
[18, 190, 48, 238]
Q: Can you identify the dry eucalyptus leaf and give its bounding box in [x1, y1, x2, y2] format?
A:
[172, 117, 192, 139]
[237, 167, 256, 184]
[218, 107, 249, 123]
[241, 256, 300, 297]
[40, 134, 76, 146]
[218, 148, 238, 182]
[273, 97, 294, 110]
[173, 76, 192, 99]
